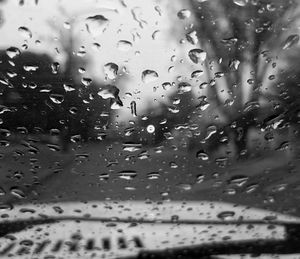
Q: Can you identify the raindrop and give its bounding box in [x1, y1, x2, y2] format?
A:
[196, 150, 209, 160]
[282, 34, 299, 50]
[118, 170, 137, 180]
[63, 84, 75, 92]
[178, 82, 192, 93]
[86, 15, 109, 37]
[233, 0, 248, 6]
[146, 124, 155, 133]
[188, 49, 207, 64]
[162, 82, 172, 90]
[177, 183, 192, 191]
[92, 42, 101, 51]
[23, 64, 39, 72]
[81, 77, 92, 87]
[63, 22, 71, 29]
[98, 85, 120, 99]
[117, 40, 133, 51]
[228, 175, 249, 187]
[51, 62, 60, 74]
[191, 70, 203, 79]
[0, 203, 13, 211]
[130, 101, 137, 117]
[104, 63, 118, 80]
[217, 211, 235, 220]
[177, 9, 191, 19]
[152, 30, 160, 40]
[18, 26, 32, 39]
[141, 70, 159, 83]
[122, 143, 142, 152]
[6, 47, 21, 59]
[186, 30, 198, 45]
[204, 125, 217, 140]
[49, 94, 64, 104]
[147, 172, 160, 180]
[10, 187, 26, 199]
[229, 59, 240, 71]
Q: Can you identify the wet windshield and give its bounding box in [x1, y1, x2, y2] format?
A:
[0, 0, 300, 257]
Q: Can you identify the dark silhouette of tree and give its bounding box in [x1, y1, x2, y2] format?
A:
[181, 0, 300, 157]
[0, 49, 111, 150]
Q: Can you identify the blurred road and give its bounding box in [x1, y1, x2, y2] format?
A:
[1, 140, 300, 216]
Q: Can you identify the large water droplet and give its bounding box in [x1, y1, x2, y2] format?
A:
[130, 101, 137, 117]
[188, 49, 207, 64]
[177, 9, 191, 19]
[18, 26, 32, 39]
[97, 85, 120, 99]
[196, 150, 209, 160]
[86, 15, 109, 37]
[117, 40, 133, 51]
[6, 47, 21, 59]
[186, 30, 198, 45]
[122, 143, 142, 152]
[23, 64, 39, 72]
[282, 34, 299, 50]
[217, 211, 235, 220]
[118, 170, 137, 180]
[178, 82, 192, 93]
[141, 70, 159, 83]
[10, 186, 26, 199]
[233, 0, 248, 6]
[204, 125, 217, 140]
[49, 94, 64, 104]
[104, 62, 118, 80]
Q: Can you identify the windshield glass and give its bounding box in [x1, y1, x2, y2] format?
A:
[0, 0, 300, 258]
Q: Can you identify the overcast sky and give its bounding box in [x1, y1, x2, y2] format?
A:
[0, 0, 197, 121]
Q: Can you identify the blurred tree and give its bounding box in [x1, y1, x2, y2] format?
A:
[184, 0, 300, 157]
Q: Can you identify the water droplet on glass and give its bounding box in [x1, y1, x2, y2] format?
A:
[130, 101, 137, 117]
[141, 70, 159, 83]
[146, 124, 155, 133]
[188, 49, 207, 64]
[282, 34, 299, 50]
[98, 85, 120, 99]
[147, 172, 160, 180]
[86, 15, 109, 37]
[233, 0, 248, 7]
[6, 47, 21, 59]
[81, 77, 92, 87]
[122, 143, 142, 152]
[152, 30, 160, 40]
[118, 170, 137, 180]
[63, 22, 71, 29]
[229, 59, 240, 71]
[177, 183, 192, 191]
[178, 82, 192, 93]
[49, 94, 64, 104]
[117, 40, 133, 51]
[51, 62, 60, 74]
[177, 9, 191, 19]
[191, 70, 204, 79]
[104, 62, 118, 80]
[10, 187, 25, 199]
[204, 125, 217, 140]
[162, 82, 172, 90]
[63, 84, 75, 92]
[217, 211, 235, 220]
[18, 26, 32, 39]
[186, 30, 198, 45]
[23, 64, 39, 72]
[196, 150, 209, 160]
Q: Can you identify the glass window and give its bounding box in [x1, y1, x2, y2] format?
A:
[0, 0, 299, 258]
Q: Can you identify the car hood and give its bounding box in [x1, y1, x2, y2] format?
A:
[0, 200, 299, 259]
